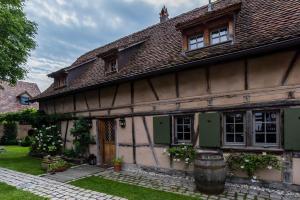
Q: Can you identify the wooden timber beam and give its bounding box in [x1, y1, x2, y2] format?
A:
[142, 116, 159, 166]
[147, 79, 159, 101]
[205, 66, 211, 93]
[281, 51, 300, 86]
[244, 59, 249, 90]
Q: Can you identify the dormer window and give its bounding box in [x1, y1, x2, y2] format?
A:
[189, 34, 204, 50]
[106, 58, 118, 73]
[211, 27, 229, 45]
[54, 76, 67, 89]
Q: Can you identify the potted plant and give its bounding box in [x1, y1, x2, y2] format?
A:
[48, 159, 70, 174]
[112, 157, 123, 172]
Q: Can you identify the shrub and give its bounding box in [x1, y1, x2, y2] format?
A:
[0, 121, 17, 145]
[30, 125, 63, 156]
[48, 158, 69, 173]
[20, 136, 31, 147]
[165, 145, 196, 165]
[63, 149, 77, 158]
[226, 153, 281, 178]
[70, 118, 91, 157]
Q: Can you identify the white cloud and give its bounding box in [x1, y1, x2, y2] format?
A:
[24, 56, 72, 91]
[123, 0, 206, 8]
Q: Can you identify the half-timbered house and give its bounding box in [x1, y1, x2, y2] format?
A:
[33, 0, 300, 188]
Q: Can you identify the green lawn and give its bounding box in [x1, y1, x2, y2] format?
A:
[71, 176, 201, 200]
[0, 146, 45, 175]
[0, 182, 46, 200]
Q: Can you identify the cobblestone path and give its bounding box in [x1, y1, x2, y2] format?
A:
[96, 170, 300, 200]
[0, 168, 126, 200]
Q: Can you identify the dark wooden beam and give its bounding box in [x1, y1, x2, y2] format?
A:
[63, 120, 69, 149]
[84, 92, 91, 117]
[205, 66, 211, 93]
[142, 116, 159, 166]
[175, 72, 180, 98]
[147, 79, 159, 101]
[98, 88, 101, 108]
[130, 81, 136, 164]
[111, 84, 119, 107]
[282, 51, 300, 86]
[244, 59, 249, 90]
[73, 95, 77, 111]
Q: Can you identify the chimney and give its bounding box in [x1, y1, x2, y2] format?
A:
[159, 5, 169, 23]
[208, 0, 213, 12]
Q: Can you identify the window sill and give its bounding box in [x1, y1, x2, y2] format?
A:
[221, 146, 284, 153]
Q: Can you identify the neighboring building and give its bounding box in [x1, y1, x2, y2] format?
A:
[33, 0, 300, 188]
[0, 81, 40, 113]
[0, 81, 40, 139]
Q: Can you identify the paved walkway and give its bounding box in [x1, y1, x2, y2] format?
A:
[0, 168, 126, 200]
[96, 169, 300, 200]
[41, 164, 103, 183]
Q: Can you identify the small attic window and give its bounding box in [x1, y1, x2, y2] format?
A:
[105, 57, 118, 74]
[54, 76, 67, 89]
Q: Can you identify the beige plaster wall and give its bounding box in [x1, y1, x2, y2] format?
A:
[151, 74, 176, 100]
[248, 51, 294, 89]
[293, 158, 300, 185]
[0, 124, 31, 139]
[210, 60, 245, 93]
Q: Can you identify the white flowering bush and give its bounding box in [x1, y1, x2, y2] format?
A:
[164, 145, 196, 165]
[31, 125, 63, 156]
[226, 153, 281, 179]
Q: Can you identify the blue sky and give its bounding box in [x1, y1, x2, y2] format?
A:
[23, 0, 207, 91]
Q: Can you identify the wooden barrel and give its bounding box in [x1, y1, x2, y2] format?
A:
[194, 151, 226, 195]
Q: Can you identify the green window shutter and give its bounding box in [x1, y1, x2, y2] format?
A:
[284, 108, 300, 151]
[153, 116, 171, 145]
[199, 112, 221, 148]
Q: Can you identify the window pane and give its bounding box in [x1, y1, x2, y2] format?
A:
[226, 114, 234, 123]
[256, 134, 265, 143]
[197, 42, 204, 48]
[235, 134, 244, 143]
[255, 112, 264, 122]
[184, 117, 191, 124]
[190, 38, 197, 44]
[266, 123, 277, 132]
[226, 124, 234, 133]
[226, 134, 234, 143]
[255, 123, 265, 132]
[220, 35, 228, 42]
[235, 124, 244, 132]
[177, 118, 183, 124]
[184, 132, 191, 141]
[212, 38, 219, 44]
[266, 134, 277, 144]
[184, 125, 191, 133]
[177, 125, 183, 132]
[177, 133, 183, 140]
[266, 112, 276, 122]
[211, 31, 219, 38]
[220, 28, 228, 36]
[190, 44, 197, 50]
[235, 113, 243, 123]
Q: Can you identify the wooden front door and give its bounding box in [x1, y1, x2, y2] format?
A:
[99, 119, 116, 166]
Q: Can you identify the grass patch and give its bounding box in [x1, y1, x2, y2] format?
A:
[71, 176, 201, 200]
[0, 146, 44, 175]
[0, 182, 46, 200]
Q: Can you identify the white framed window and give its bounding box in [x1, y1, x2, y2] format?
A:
[211, 27, 229, 45]
[224, 113, 245, 145]
[20, 96, 30, 105]
[253, 111, 279, 147]
[106, 58, 118, 73]
[189, 34, 204, 50]
[174, 115, 193, 144]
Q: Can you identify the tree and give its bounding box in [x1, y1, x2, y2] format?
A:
[0, 0, 37, 84]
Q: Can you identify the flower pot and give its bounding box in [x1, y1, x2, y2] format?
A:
[114, 164, 122, 172]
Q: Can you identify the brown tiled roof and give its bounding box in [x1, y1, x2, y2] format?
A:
[35, 0, 300, 100]
[0, 81, 41, 113]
